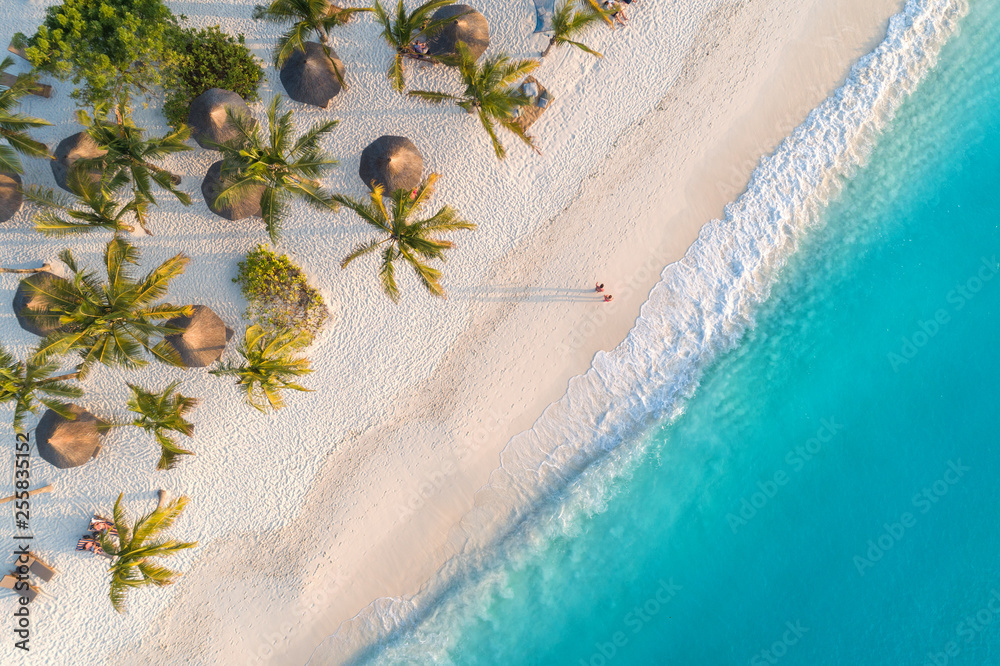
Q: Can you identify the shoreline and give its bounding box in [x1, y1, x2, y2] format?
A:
[0, 0, 921, 660]
[115, 0, 909, 663]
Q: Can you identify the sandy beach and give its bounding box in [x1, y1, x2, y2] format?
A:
[0, 0, 905, 662]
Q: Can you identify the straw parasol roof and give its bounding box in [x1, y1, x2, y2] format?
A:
[51, 132, 106, 193]
[0, 171, 22, 222]
[12, 271, 71, 337]
[358, 136, 424, 194]
[188, 88, 257, 150]
[201, 161, 264, 220]
[279, 42, 346, 109]
[35, 404, 106, 469]
[164, 305, 234, 367]
[425, 5, 490, 61]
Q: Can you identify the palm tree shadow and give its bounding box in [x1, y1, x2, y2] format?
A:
[453, 284, 598, 303]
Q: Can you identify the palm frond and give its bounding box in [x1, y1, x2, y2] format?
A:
[407, 90, 461, 104]
[338, 175, 474, 301]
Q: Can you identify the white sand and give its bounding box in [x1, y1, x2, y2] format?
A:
[0, 0, 904, 662]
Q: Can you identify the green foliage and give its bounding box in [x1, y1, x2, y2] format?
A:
[22, 171, 138, 237]
[15, 0, 183, 108]
[127, 381, 198, 470]
[336, 174, 476, 301]
[253, 0, 370, 68]
[28, 238, 192, 374]
[99, 492, 197, 613]
[0, 345, 82, 434]
[162, 26, 263, 129]
[0, 57, 52, 174]
[410, 42, 540, 159]
[582, 0, 615, 27]
[213, 96, 339, 242]
[76, 108, 192, 233]
[235, 245, 329, 337]
[210, 324, 313, 412]
[372, 0, 459, 92]
[544, 0, 605, 58]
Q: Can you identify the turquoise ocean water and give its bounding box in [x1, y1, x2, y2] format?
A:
[367, 0, 1000, 663]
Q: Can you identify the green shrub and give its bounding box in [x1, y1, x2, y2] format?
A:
[15, 0, 182, 109]
[235, 245, 329, 338]
[162, 26, 263, 129]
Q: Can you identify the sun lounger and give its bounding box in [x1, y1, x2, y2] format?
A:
[7, 39, 28, 61]
[0, 72, 52, 98]
[76, 536, 104, 555]
[1, 574, 39, 601]
[22, 553, 56, 583]
[76, 535, 114, 560]
[89, 515, 118, 538]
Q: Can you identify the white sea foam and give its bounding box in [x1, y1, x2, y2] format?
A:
[312, 0, 968, 662]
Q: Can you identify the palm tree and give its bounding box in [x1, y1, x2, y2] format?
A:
[29, 238, 192, 374]
[335, 174, 475, 301]
[22, 170, 138, 237]
[582, 0, 614, 27]
[127, 381, 198, 470]
[210, 325, 313, 412]
[253, 0, 366, 87]
[0, 345, 83, 434]
[542, 0, 605, 57]
[410, 42, 540, 159]
[77, 107, 192, 233]
[98, 492, 198, 614]
[0, 57, 51, 174]
[213, 96, 339, 242]
[0, 263, 52, 274]
[372, 0, 460, 92]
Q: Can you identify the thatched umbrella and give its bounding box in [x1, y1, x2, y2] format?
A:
[0, 172, 22, 222]
[164, 305, 234, 367]
[201, 161, 264, 220]
[358, 136, 423, 194]
[35, 404, 107, 469]
[51, 132, 106, 193]
[188, 88, 257, 150]
[12, 272, 71, 337]
[279, 42, 346, 109]
[425, 5, 490, 61]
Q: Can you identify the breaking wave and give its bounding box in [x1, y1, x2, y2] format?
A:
[308, 0, 969, 662]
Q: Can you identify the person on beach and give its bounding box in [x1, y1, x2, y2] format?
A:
[604, 1, 628, 26]
[596, 283, 605, 292]
[604, 294, 614, 303]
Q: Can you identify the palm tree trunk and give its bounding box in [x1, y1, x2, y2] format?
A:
[139, 159, 182, 186]
[0, 263, 51, 274]
[542, 38, 556, 57]
[40, 372, 80, 384]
